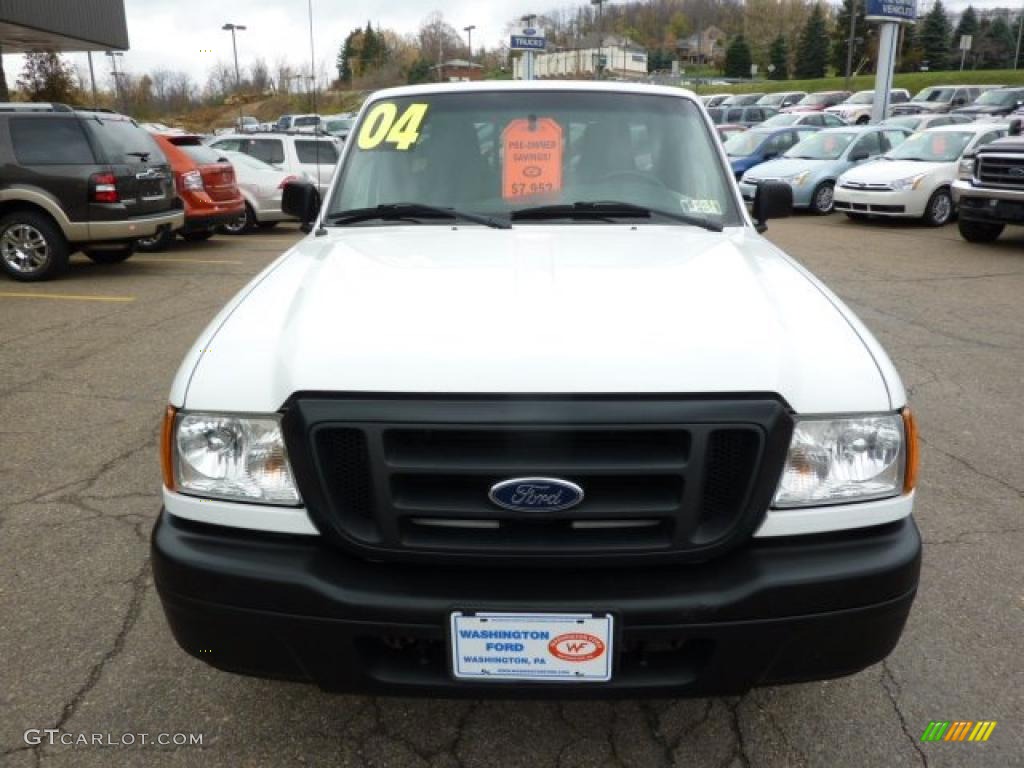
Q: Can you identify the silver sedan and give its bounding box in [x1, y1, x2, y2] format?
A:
[217, 150, 301, 234]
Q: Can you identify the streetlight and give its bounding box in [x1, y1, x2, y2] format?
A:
[464, 25, 476, 61]
[222, 22, 247, 128]
[591, 0, 605, 79]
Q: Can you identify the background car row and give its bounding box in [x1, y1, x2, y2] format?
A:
[704, 85, 1024, 131]
[735, 121, 1009, 228]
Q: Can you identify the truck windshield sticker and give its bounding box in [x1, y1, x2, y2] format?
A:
[682, 198, 723, 215]
[502, 117, 564, 200]
[357, 103, 429, 151]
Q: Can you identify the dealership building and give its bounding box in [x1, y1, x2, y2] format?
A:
[0, 0, 128, 97]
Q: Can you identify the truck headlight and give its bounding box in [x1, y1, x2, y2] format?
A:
[166, 410, 302, 505]
[773, 413, 912, 508]
[957, 156, 975, 180]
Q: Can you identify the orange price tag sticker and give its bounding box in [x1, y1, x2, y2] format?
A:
[502, 117, 564, 201]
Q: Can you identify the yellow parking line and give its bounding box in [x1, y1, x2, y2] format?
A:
[134, 257, 243, 265]
[0, 291, 134, 302]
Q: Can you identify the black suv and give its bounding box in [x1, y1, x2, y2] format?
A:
[0, 103, 184, 281]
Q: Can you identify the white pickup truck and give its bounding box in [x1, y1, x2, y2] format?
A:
[153, 81, 921, 696]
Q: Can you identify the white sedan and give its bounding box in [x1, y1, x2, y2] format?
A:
[834, 123, 1008, 226]
[217, 150, 301, 234]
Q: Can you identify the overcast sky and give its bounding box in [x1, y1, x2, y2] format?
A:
[2, 0, 1017, 90]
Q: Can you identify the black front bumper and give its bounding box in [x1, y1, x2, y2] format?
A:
[152, 510, 921, 697]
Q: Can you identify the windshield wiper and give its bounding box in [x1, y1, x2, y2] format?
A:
[327, 203, 510, 229]
[126, 151, 151, 162]
[511, 201, 723, 232]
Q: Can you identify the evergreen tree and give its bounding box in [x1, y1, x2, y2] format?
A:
[724, 34, 753, 78]
[954, 6, 979, 46]
[898, 22, 924, 72]
[795, 5, 829, 79]
[336, 27, 362, 83]
[919, 0, 953, 71]
[769, 35, 789, 80]
[16, 53, 77, 102]
[831, 0, 870, 76]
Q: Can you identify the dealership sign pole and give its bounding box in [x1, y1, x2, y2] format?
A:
[866, 0, 917, 123]
[511, 25, 545, 80]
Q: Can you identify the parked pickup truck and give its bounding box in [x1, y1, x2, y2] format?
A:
[153, 81, 921, 697]
[952, 120, 1024, 242]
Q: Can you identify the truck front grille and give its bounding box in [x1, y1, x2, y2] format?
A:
[977, 154, 1024, 189]
[284, 396, 793, 566]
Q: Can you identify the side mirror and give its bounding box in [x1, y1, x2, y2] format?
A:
[1010, 118, 1022, 137]
[282, 180, 322, 233]
[752, 180, 792, 233]
[763, 152, 778, 160]
[849, 150, 870, 162]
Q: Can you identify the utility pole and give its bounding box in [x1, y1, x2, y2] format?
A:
[87, 51, 98, 109]
[222, 23, 247, 128]
[845, 0, 857, 92]
[591, 0, 604, 79]
[105, 51, 124, 113]
[464, 25, 476, 61]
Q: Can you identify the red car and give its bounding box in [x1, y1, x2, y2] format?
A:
[138, 133, 244, 251]
[782, 91, 851, 114]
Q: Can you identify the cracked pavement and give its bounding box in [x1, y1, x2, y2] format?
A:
[1, 218, 1021, 767]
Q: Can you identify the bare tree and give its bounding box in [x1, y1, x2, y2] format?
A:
[250, 57, 271, 93]
[418, 11, 463, 66]
[273, 57, 293, 93]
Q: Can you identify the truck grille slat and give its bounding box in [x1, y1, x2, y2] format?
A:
[286, 397, 793, 565]
[977, 155, 1024, 189]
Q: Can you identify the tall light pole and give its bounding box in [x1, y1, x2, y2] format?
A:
[591, 0, 604, 79]
[222, 23, 246, 128]
[105, 51, 124, 113]
[464, 25, 476, 60]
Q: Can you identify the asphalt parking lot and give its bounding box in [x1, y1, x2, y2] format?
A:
[1, 216, 1021, 768]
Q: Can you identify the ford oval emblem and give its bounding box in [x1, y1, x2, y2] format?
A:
[488, 477, 584, 512]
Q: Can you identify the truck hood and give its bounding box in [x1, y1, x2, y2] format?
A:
[175, 226, 895, 414]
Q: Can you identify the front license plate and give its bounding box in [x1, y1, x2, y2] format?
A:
[450, 612, 613, 682]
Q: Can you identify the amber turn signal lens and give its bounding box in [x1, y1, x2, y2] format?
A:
[160, 405, 177, 490]
[902, 407, 919, 493]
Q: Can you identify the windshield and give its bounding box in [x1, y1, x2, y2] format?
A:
[222, 149, 277, 171]
[328, 91, 740, 226]
[974, 89, 1022, 106]
[724, 130, 770, 157]
[889, 131, 974, 162]
[295, 116, 321, 127]
[912, 88, 954, 103]
[762, 114, 799, 126]
[88, 118, 165, 163]
[175, 141, 229, 165]
[796, 93, 831, 106]
[846, 92, 874, 105]
[785, 131, 856, 160]
[883, 116, 922, 130]
[758, 94, 786, 106]
[325, 118, 353, 132]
